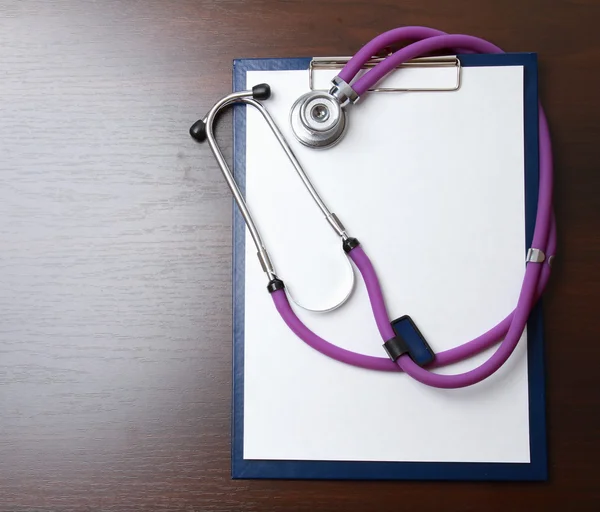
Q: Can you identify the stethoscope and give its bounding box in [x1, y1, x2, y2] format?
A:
[190, 26, 556, 389]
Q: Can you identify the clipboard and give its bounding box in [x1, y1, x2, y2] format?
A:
[230, 53, 546, 480]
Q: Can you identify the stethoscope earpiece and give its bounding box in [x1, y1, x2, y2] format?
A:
[189, 119, 207, 143]
[251, 83, 271, 100]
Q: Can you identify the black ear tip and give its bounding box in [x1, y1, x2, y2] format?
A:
[252, 83, 271, 100]
[189, 119, 207, 143]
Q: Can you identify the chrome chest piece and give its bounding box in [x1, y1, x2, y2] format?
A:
[289, 77, 357, 149]
[290, 91, 346, 149]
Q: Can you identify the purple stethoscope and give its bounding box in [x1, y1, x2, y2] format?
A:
[190, 26, 556, 389]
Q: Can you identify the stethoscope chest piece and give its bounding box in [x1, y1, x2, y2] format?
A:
[290, 91, 346, 149]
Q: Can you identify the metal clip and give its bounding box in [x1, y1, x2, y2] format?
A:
[309, 55, 461, 93]
[526, 248, 546, 263]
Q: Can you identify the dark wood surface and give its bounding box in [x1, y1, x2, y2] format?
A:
[1, 1, 599, 510]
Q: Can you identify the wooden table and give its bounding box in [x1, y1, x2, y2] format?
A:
[1, 1, 599, 510]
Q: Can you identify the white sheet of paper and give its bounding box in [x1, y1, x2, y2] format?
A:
[242, 64, 529, 463]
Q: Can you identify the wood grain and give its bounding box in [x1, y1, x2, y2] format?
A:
[0, 1, 599, 510]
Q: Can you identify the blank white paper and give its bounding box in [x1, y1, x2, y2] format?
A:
[242, 64, 529, 463]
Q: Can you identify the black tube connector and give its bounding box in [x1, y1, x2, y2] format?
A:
[342, 237, 360, 253]
[382, 335, 411, 362]
[267, 278, 285, 293]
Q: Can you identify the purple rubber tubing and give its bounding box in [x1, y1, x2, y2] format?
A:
[272, 27, 556, 388]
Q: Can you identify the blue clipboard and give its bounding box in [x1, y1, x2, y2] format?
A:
[231, 53, 547, 481]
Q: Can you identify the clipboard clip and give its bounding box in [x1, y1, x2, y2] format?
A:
[309, 55, 461, 93]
